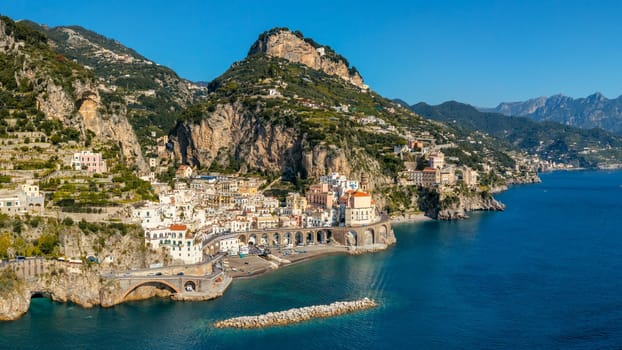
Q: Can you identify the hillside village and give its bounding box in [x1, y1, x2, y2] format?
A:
[0, 16, 584, 270]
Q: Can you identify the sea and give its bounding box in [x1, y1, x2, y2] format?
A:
[2, 170, 622, 349]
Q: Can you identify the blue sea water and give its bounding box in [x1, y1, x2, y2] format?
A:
[2, 170, 622, 349]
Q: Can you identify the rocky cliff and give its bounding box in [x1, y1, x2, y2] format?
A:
[248, 28, 364, 88]
[435, 193, 505, 220]
[0, 270, 31, 321]
[170, 102, 391, 186]
[0, 16, 148, 170]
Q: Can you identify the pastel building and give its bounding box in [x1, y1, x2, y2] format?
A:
[72, 151, 107, 173]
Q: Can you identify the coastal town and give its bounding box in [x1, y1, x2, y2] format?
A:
[0, 127, 559, 269]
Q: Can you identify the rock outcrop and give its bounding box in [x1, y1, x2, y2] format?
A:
[0, 270, 31, 321]
[213, 298, 377, 328]
[171, 102, 304, 177]
[0, 16, 148, 171]
[435, 193, 505, 220]
[249, 28, 364, 88]
[169, 102, 390, 186]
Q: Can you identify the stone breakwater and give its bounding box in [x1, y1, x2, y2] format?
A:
[213, 298, 377, 329]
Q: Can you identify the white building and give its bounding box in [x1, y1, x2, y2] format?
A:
[344, 191, 377, 226]
[0, 184, 44, 215]
[144, 224, 202, 264]
[219, 237, 240, 254]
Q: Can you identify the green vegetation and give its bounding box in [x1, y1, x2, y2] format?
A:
[0, 213, 141, 259]
[411, 101, 622, 168]
[0, 269, 21, 294]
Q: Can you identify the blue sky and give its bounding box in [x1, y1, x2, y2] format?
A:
[2, 0, 622, 106]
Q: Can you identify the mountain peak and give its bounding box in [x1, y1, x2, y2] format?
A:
[248, 27, 365, 88]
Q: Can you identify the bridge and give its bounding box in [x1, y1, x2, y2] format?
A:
[201, 218, 395, 255]
[100, 254, 231, 304]
[112, 271, 230, 302]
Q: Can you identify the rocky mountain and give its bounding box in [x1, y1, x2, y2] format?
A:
[0, 16, 146, 169]
[167, 28, 525, 189]
[482, 93, 622, 135]
[22, 20, 208, 152]
[411, 101, 622, 168]
[248, 28, 364, 88]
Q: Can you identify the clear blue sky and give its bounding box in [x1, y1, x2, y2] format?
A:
[2, 0, 622, 106]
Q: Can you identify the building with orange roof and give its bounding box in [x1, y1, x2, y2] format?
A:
[344, 191, 377, 226]
[176, 165, 193, 178]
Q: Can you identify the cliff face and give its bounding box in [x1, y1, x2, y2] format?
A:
[0, 16, 147, 170]
[435, 193, 505, 220]
[249, 29, 364, 88]
[76, 89, 148, 170]
[171, 103, 304, 176]
[0, 271, 30, 321]
[169, 102, 391, 186]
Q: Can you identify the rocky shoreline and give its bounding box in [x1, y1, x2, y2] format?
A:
[213, 298, 377, 328]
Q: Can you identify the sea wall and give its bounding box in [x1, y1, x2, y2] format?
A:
[213, 298, 377, 328]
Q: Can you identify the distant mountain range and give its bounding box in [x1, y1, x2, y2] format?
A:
[480, 93, 622, 135]
[408, 101, 622, 168]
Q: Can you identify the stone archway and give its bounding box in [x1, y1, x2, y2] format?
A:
[295, 232, 303, 246]
[260, 233, 268, 246]
[238, 235, 247, 245]
[378, 225, 388, 244]
[184, 281, 196, 292]
[363, 229, 374, 246]
[283, 232, 292, 246]
[273, 233, 280, 247]
[345, 231, 357, 247]
[316, 231, 324, 244]
[248, 234, 257, 245]
[306, 232, 314, 245]
[121, 280, 180, 301]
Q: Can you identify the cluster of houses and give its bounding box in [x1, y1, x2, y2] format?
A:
[132, 171, 380, 264]
[399, 151, 479, 188]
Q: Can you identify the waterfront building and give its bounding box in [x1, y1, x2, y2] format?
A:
[219, 237, 240, 254]
[422, 167, 441, 187]
[344, 191, 377, 226]
[461, 166, 479, 187]
[440, 167, 456, 186]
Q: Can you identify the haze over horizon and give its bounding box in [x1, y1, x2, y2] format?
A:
[3, 0, 622, 107]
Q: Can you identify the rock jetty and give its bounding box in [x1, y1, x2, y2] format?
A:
[213, 298, 377, 328]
